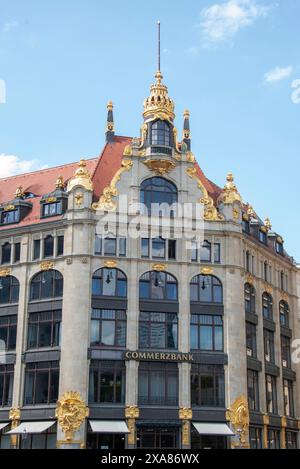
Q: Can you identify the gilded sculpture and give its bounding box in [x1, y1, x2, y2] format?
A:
[218, 173, 242, 205]
[143, 159, 176, 175]
[67, 159, 93, 192]
[226, 396, 249, 448]
[55, 391, 89, 442]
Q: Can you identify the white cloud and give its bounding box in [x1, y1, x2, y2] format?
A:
[0, 154, 48, 179]
[264, 66, 293, 84]
[199, 0, 270, 43]
[2, 20, 19, 34]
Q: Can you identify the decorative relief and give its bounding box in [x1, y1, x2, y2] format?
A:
[92, 159, 133, 212]
[9, 407, 21, 421]
[67, 159, 93, 192]
[81, 258, 88, 264]
[218, 173, 242, 205]
[123, 145, 133, 157]
[152, 263, 167, 272]
[75, 193, 84, 208]
[143, 159, 176, 175]
[226, 396, 250, 448]
[186, 166, 224, 222]
[45, 197, 57, 204]
[246, 274, 255, 285]
[0, 268, 11, 277]
[233, 208, 240, 220]
[179, 407, 193, 421]
[104, 260, 118, 269]
[9, 407, 21, 448]
[125, 406, 140, 446]
[264, 283, 273, 295]
[179, 408, 192, 447]
[15, 186, 25, 198]
[40, 261, 54, 271]
[4, 204, 15, 211]
[264, 218, 272, 232]
[200, 267, 214, 276]
[56, 391, 89, 442]
[66, 258, 72, 265]
[281, 292, 288, 302]
[56, 175, 65, 190]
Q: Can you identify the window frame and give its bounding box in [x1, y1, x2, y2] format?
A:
[24, 361, 59, 406]
[90, 309, 127, 348]
[139, 271, 178, 301]
[139, 311, 178, 350]
[190, 275, 223, 304]
[89, 360, 126, 404]
[191, 364, 225, 408]
[92, 268, 127, 298]
[190, 314, 223, 352]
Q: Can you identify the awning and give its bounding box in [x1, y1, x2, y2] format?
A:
[6, 421, 55, 435]
[0, 423, 9, 431]
[89, 420, 129, 434]
[192, 422, 235, 436]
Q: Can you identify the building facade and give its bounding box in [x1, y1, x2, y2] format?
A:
[0, 68, 299, 450]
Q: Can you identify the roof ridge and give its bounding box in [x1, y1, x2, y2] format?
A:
[0, 156, 98, 182]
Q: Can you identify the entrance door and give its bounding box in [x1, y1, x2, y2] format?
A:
[137, 427, 178, 449]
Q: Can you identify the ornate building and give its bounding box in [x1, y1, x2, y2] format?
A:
[0, 62, 299, 450]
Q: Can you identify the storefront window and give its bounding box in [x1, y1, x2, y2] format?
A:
[191, 365, 225, 407]
[89, 361, 125, 404]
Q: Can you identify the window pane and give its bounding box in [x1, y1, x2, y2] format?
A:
[101, 321, 115, 346]
[200, 326, 213, 350]
[141, 239, 149, 258]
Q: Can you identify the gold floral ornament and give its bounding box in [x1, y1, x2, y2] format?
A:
[67, 159, 93, 192]
[0, 268, 11, 277]
[144, 159, 176, 175]
[218, 173, 242, 205]
[56, 391, 89, 442]
[143, 70, 175, 122]
[186, 166, 224, 222]
[56, 175, 65, 190]
[92, 159, 133, 211]
[226, 396, 250, 448]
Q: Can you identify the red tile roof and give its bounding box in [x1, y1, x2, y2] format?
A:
[0, 135, 221, 230]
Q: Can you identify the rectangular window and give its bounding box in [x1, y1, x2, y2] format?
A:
[259, 231, 267, 245]
[94, 236, 102, 255]
[141, 238, 150, 258]
[286, 431, 298, 449]
[119, 238, 126, 257]
[265, 374, 278, 414]
[152, 238, 165, 259]
[43, 236, 54, 258]
[247, 369, 260, 411]
[56, 236, 64, 256]
[139, 312, 178, 350]
[33, 239, 41, 260]
[27, 311, 61, 349]
[138, 363, 178, 406]
[0, 315, 17, 351]
[264, 329, 275, 363]
[267, 429, 280, 449]
[214, 243, 221, 263]
[191, 365, 225, 407]
[1, 209, 19, 225]
[24, 361, 59, 405]
[14, 243, 21, 263]
[281, 336, 291, 369]
[42, 202, 61, 217]
[190, 315, 223, 351]
[283, 379, 294, 417]
[249, 427, 262, 449]
[104, 238, 117, 256]
[0, 365, 14, 407]
[90, 309, 126, 348]
[246, 322, 257, 358]
[89, 361, 125, 404]
[1, 244, 11, 264]
[168, 240, 176, 260]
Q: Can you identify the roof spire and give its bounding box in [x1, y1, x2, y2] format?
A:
[183, 109, 191, 151]
[105, 101, 115, 143]
[157, 20, 161, 73]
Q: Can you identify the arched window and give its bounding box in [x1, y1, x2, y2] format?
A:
[30, 270, 63, 301]
[0, 276, 19, 304]
[151, 120, 170, 146]
[1, 242, 11, 264]
[140, 177, 178, 215]
[139, 271, 178, 301]
[245, 283, 256, 314]
[190, 275, 223, 303]
[262, 292, 273, 320]
[92, 268, 127, 298]
[279, 301, 289, 328]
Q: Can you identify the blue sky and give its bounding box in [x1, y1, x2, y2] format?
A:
[0, 0, 299, 259]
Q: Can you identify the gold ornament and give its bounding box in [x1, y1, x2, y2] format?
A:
[125, 406, 139, 446]
[40, 261, 54, 271]
[218, 173, 242, 205]
[264, 218, 272, 232]
[152, 263, 167, 272]
[92, 159, 133, 211]
[179, 408, 192, 447]
[9, 407, 21, 448]
[123, 145, 133, 157]
[9, 407, 21, 421]
[143, 71, 175, 122]
[75, 193, 84, 208]
[144, 159, 176, 175]
[15, 186, 25, 198]
[3, 204, 15, 211]
[200, 266, 214, 276]
[0, 268, 11, 277]
[246, 274, 254, 285]
[247, 205, 256, 219]
[56, 175, 65, 190]
[226, 396, 250, 448]
[56, 391, 89, 442]
[179, 407, 192, 421]
[104, 260, 118, 269]
[45, 197, 57, 203]
[233, 208, 240, 220]
[186, 166, 224, 222]
[67, 159, 93, 192]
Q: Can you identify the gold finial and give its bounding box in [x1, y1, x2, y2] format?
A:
[56, 175, 64, 190]
[247, 205, 255, 219]
[67, 159, 93, 192]
[107, 100, 113, 111]
[15, 186, 25, 198]
[264, 217, 272, 232]
[217, 172, 242, 205]
[184, 109, 190, 118]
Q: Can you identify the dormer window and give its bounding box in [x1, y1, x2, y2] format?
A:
[151, 120, 170, 146]
[275, 239, 284, 255]
[42, 200, 62, 217]
[259, 229, 267, 245]
[1, 208, 20, 225]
